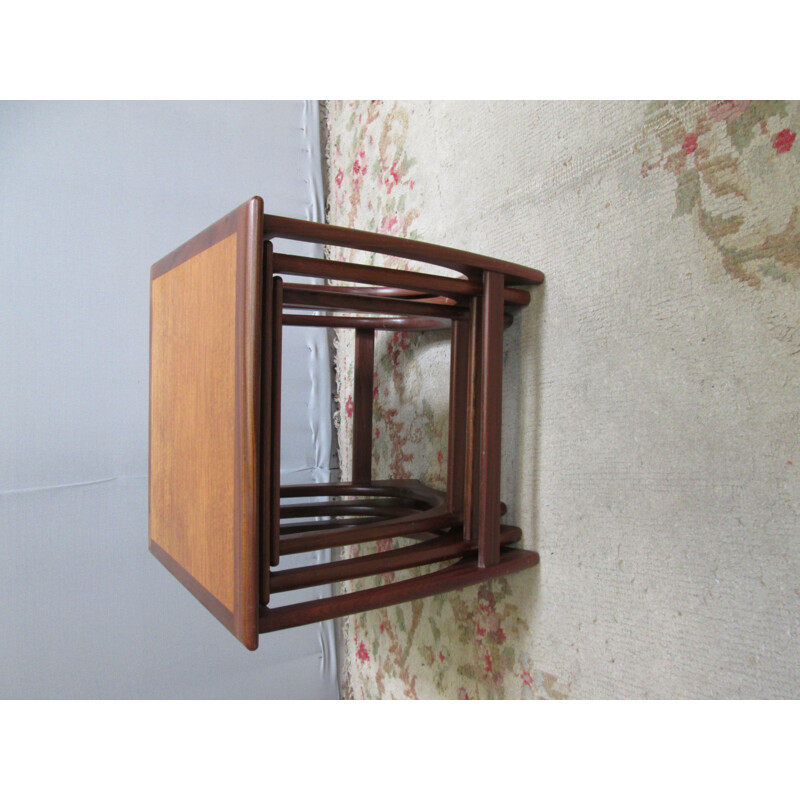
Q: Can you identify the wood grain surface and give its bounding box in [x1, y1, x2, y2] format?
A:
[149, 197, 263, 650]
[150, 234, 238, 611]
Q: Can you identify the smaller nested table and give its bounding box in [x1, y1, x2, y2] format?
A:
[149, 197, 543, 650]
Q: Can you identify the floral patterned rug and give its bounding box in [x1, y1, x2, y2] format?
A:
[324, 101, 567, 699]
[323, 101, 800, 700]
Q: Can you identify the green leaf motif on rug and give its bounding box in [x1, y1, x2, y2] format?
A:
[457, 664, 477, 681]
[674, 169, 701, 217]
[726, 101, 788, 153]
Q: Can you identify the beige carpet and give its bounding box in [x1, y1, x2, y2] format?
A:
[323, 100, 800, 699]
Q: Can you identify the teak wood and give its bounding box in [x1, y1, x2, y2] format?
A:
[149, 197, 543, 649]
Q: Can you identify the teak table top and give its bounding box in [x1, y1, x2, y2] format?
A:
[149, 198, 264, 649]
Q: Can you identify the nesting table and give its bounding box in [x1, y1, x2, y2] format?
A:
[149, 197, 543, 649]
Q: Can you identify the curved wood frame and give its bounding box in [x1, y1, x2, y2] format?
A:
[149, 198, 543, 650]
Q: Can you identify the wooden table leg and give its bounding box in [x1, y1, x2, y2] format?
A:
[477, 272, 504, 567]
[352, 327, 375, 484]
[463, 296, 482, 542]
[447, 318, 469, 518]
[268, 275, 283, 571]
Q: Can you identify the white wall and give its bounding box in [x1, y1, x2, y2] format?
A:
[0, 101, 338, 698]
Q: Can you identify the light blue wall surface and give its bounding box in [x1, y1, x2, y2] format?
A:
[0, 101, 338, 698]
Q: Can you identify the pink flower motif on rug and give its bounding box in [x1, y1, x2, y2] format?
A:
[355, 641, 370, 662]
[773, 128, 796, 154]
